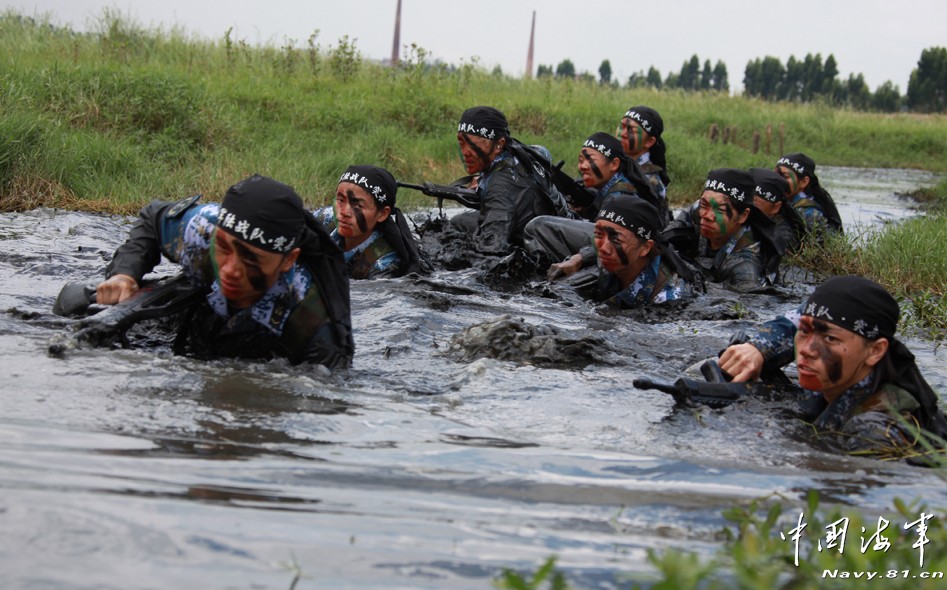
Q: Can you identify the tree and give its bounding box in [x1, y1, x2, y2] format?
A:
[906, 46, 947, 112]
[872, 81, 902, 112]
[555, 58, 575, 79]
[844, 73, 871, 110]
[758, 56, 785, 100]
[783, 55, 803, 101]
[822, 54, 839, 95]
[700, 59, 713, 90]
[598, 59, 612, 85]
[712, 60, 729, 93]
[627, 70, 647, 88]
[646, 66, 663, 89]
[679, 54, 700, 90]
[536, 64, 553, 78]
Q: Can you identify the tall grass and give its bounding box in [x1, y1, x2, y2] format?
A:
[2, 10, 945, 329]
[2, 10, 946, 214]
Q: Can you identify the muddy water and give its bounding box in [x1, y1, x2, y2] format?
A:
[0, 167, 944, 589]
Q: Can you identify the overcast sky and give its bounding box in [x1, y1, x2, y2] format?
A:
[6, 0, 945, 92]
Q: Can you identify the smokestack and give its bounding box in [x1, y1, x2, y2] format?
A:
[525, 11, 535, 79]
[391, 0, 402, 65]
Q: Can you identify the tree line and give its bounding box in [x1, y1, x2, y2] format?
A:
[535, 47, 947, 114]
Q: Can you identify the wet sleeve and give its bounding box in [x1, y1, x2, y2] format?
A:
[718, 246, 766, 293]
[472, 172, 531, 255]
[105, 200, 176, 282]
[298, 323, 354, 370]
[745, 308, 800, 368]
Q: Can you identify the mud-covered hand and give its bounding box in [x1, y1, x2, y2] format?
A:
[95, 274, 139, 305]
[546, 254, 584, 281]
[718, 342, 764, 383]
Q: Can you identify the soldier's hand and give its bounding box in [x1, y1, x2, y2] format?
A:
[547, 254, 583, 281]
[718, 343, 764, 383]
[95, 274, 139, 305]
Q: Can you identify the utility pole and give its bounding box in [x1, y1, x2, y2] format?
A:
[391, 0, 402, 65]
[525, 10, 535, 79]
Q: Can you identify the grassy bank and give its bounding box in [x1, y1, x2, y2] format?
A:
[1, 11, 945, 330]
[2, 11, 946, 215]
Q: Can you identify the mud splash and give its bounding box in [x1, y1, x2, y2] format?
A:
[0, 167, 944, 589]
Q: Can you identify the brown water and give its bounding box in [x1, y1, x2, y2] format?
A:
[0, 167, 944, 589]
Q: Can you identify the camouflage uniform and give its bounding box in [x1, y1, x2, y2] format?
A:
[589, 255, 695, 308]
[665, 202, 768, 292]
[742, 308, 936, 458]
[523, 172, 639, 263]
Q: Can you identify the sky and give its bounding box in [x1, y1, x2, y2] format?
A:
[5, 0, 946, 92]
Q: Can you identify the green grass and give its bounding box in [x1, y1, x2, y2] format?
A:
[2, 10, 947, 214]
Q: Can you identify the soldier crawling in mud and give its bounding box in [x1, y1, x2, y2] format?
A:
[749, 167, 808, 256]
[523, 132, 658, 265]
[95, 174, 354, 369]
[547, 195, 702, 309]
[449, 106, 571, 255]
[313, 164, 426, 279]
[662, 168, 781, 291]
[617, 105, 672, 224]
[775, 152, 843, 241]
[719, 275, 947, 461]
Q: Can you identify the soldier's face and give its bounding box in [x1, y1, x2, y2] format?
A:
[457, 132, 499, 174]
[213, 229, 298, 309]
[794, 316, 887, 401]
[698, 191, 749, 241]
[335, 183, 390, 242]
[593, 219, 651, 274]
[578, 148, 618, 189]
[617, 117, 655, 158]
[753, 196, 782, 218]
[776, 165, 810, 197]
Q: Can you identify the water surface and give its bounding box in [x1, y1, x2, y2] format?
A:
[0, 167, 944, 589]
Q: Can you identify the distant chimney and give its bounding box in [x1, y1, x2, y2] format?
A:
[391, 0, 402, 65]
[525, 11, 535, 79]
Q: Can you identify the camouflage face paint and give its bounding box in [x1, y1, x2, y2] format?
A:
[777, 166, 800, 195]
[346, 189, 370, 234]
[581, 149, 604, 179]
[232, 239, 269, 292]
[795, 317, 844, 391]
[462, 133, 494, 173]
[706, 198, 730, 237]
[604, 226, 629, 266]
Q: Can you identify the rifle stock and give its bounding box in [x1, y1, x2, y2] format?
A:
[633, 375, 805, 409]
[398, 181, 481, 210]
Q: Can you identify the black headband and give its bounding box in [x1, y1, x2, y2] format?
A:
[583, 132, 625, 160]
[803, 275, 899, 340]
[750, 168, 790, 203]
[338, 164, 397, 208]
[217, 174, 305, 253]
[596, 195, 662, 241]
[704, 168, 755, 207]
[457, 106, 510, 141]
[623, 106, 664, 138]
[777, 153, 816, 178]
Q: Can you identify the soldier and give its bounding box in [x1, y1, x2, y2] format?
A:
[314, 165, 426, 279]
[775, 152, 843, 239]
[450, 106, 570, 255]
[720, 275, 947, 460]
[95, 174, 354, 369]
[662, 168, 780, 292]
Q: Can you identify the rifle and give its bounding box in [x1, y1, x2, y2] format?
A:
[397, 181, 481, 210]
[633, 360, 806, 408]
[48, 273, 204, 355]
